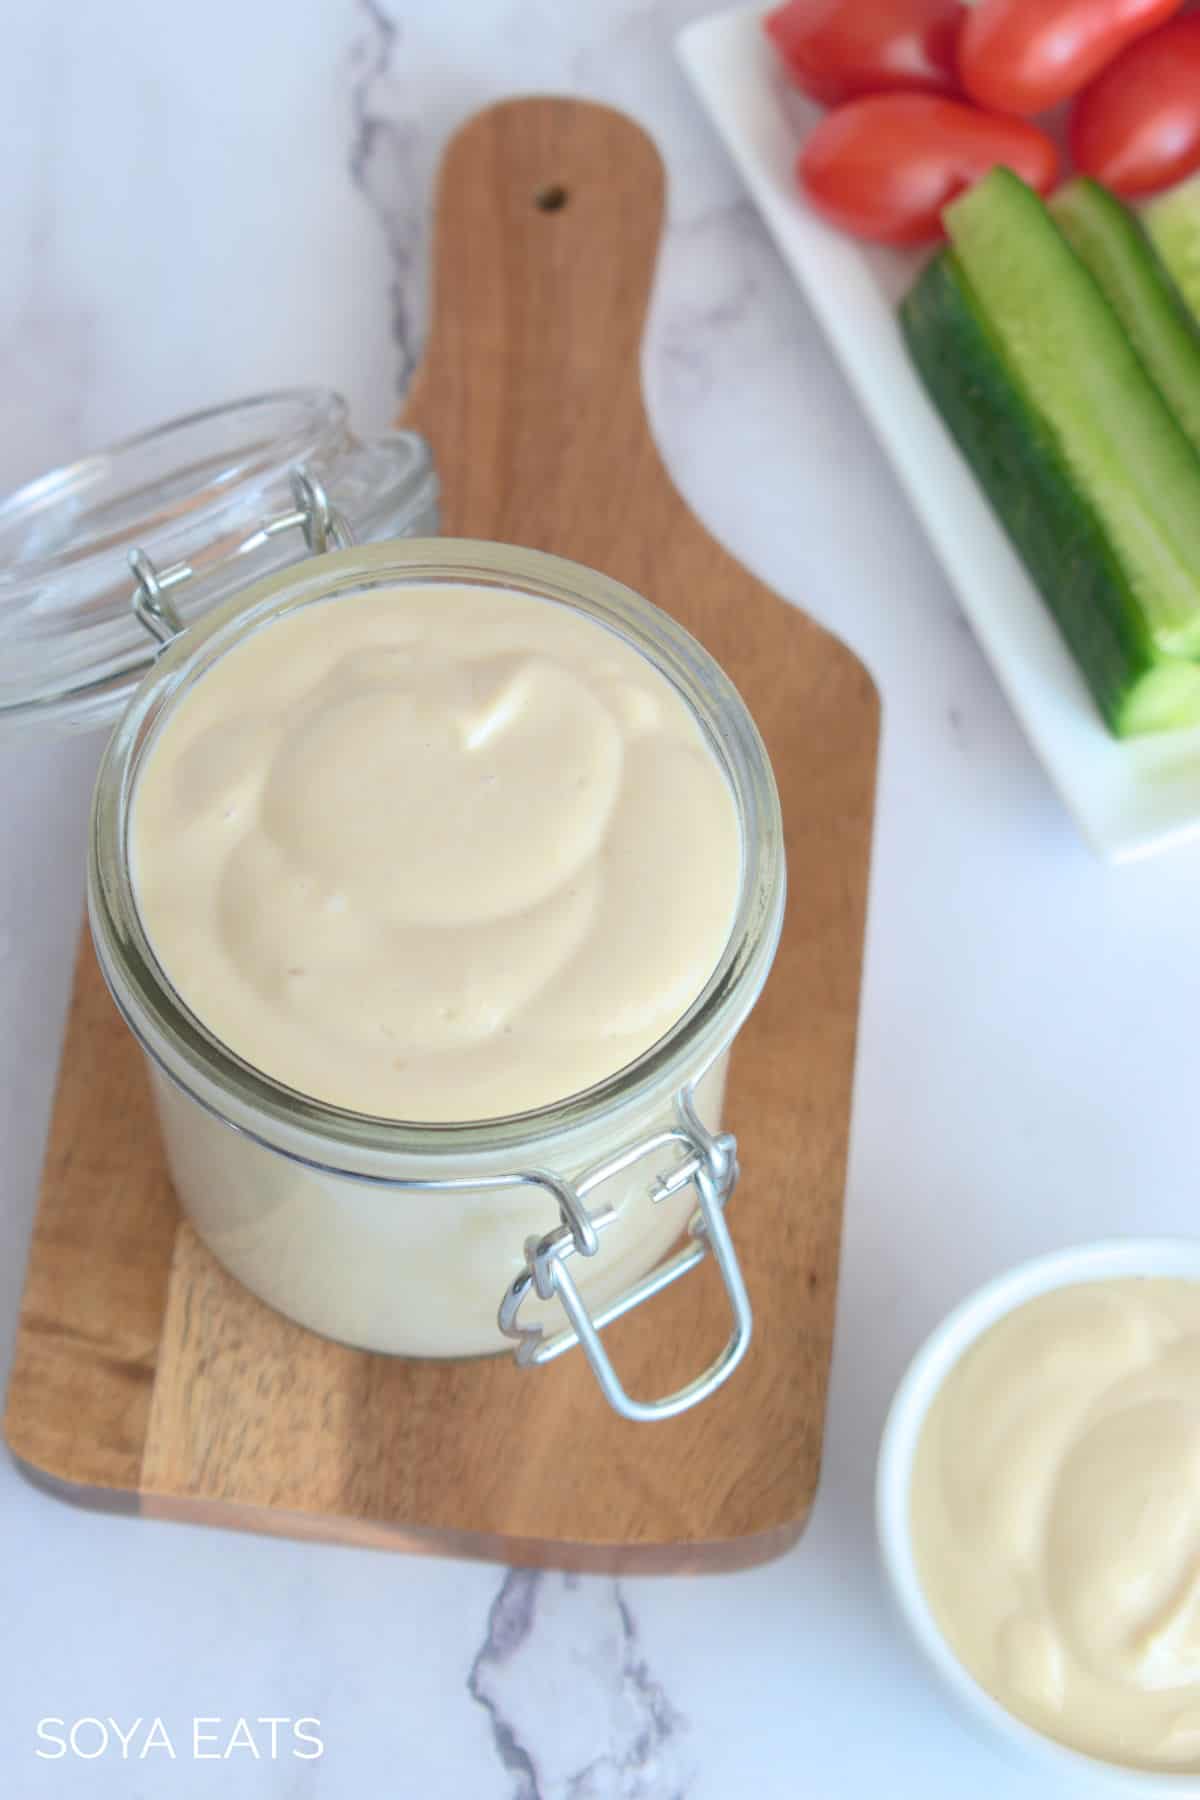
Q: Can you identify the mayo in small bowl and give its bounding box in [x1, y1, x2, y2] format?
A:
[878, 1240, 1200, 1793]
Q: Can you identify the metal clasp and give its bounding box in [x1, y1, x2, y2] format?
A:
[497, 1090, 751, 1422]
[130, 465, 353, 649]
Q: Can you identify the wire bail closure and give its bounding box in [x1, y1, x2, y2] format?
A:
[130, 466, 353, 649]
[497, 1088, 752, 1422]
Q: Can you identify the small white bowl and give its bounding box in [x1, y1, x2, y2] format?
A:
[877, 1237, 1200, 1795]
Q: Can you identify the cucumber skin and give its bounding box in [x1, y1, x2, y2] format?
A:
[901, 251, 1161, 737]
[1052, 178, 1200, 458]
[1146, 174, 1200, 331]
[946, 170, 1200, 661]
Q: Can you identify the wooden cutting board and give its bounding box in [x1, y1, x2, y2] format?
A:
[3, 99, 879, 1571]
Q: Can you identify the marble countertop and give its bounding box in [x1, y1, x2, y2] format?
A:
[6, 2, 1200, 1795]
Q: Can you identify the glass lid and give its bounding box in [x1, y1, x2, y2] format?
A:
[0, 389, 437, 736]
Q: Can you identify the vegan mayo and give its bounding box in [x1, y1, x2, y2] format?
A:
[911, 1278, 1200, 1772]
[130, 582, 741, 1122]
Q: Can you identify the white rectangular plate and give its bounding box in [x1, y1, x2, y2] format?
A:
[679, 4, 1200, 862]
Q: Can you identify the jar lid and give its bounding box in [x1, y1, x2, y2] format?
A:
[0, 389, 438, 735]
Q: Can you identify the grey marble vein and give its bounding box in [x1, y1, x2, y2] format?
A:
[469, 1571, 691, 1799]
[347, 0, 425, 399]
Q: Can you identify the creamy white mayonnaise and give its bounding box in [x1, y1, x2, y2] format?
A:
[130, 582, 741, 1122]
[911, 1278, 1200, 1772]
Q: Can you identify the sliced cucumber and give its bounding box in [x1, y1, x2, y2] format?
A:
[944, 168, 1200, 663]
[901, 249, 1200, 736]
[1052, 178, 1200, 457]
[1145, 174, 1200, 328]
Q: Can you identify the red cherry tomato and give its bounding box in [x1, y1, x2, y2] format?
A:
[1070, 17, 1200, 197]
[799, 95, 1059, 245]
[958, 0, 1184, 117]
[763, 0, 962, 106]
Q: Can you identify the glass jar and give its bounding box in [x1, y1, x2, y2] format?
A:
[90, 536, 784, 1421]
[10, 394, 785, 1422]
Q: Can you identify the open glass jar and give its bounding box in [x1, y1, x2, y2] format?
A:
[13, 393, 785, 1422]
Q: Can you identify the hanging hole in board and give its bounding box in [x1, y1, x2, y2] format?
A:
[535, 183, 568, 212]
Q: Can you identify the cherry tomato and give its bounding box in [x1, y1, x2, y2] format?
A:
[763, 0, 962, 106]
[1070, 18, 1200, 197]
[799, 95, 1059, 245]
[958, 0, 1184, 117]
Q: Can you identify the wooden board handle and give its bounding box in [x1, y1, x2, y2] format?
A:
[404, 98, 674, 547]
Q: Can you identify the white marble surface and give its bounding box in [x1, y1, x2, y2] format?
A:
[5, 2, 1200, 1795]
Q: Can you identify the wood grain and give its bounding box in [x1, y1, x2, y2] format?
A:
[3, 98, 879, 1570]
[4, 936, 178, 1496]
